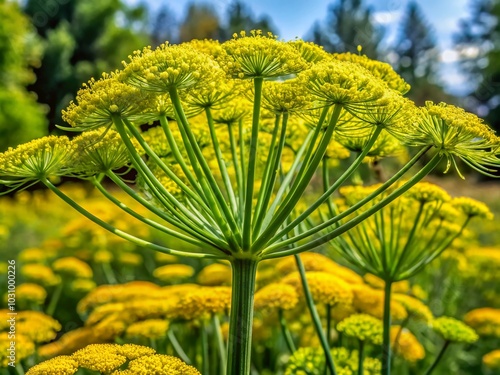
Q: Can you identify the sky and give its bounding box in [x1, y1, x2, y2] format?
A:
[141, 0, 474, 94]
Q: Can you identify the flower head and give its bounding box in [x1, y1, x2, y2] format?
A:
[407, 102, 500, 178]
[62, 73, 150, 129]
[13, 283, 47, 308]
[451, 196, 494, 220]
[254, 283, 299, 312]
[220, 30, 308, 78]
[464, 307, 500, 337]
[21, 263, 61, 287]
[53, 257, 93, 279]
[120, 43, 218, 92]
[391, 326, 425, 362]
[483, 350, 500, 370]
[392, 294, 433, 323]
[431, 316, 479, 343]
[153, 264, 195, 283]
[262, 79, 311, 114]
[115, 354, 200, 374]
[337, 314, 383, 344]
[125, 319, 170, 340]
[25, 356, 78, 375]
[196, 263, 232, 286]
[0, 136, 73, 191]
[174, 286, 231, 320]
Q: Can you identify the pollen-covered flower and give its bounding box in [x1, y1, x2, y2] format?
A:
[21, 263, 61, 287]
[405, 181, 451, 203]
[14, 283, 47, 308]
[62, 73, 150, 129]
[483, 350, 500, 370]
[288, 39, 330, 63]
[25, 355, 78, 375]
[392, 294, 433, 323]
[407, 101, 500, 178]
[254, 283, 299, 312]
[261, 79, 311, 114]
[70, 279, 96, 294]
[464, 307, 500, 337]
[120, 43, 218, 92]
[196, 263, 232, 286]
[1, 334, 35, 368]
[391, 326, 425, 362]
[337, 314, 383, 344]
[17, 311, 61, 343]
[70, 129, 136, 176]
[220, 30, 308, 79]
[283, 271, 353, 308]
[53, 257, 93, 279]
[153, 264, 195, 283]
[125, 319, 170, 340]
[0, 136, 74, 190]
[174, 286, 231, 320]
[451, 196, 494, 220]
[114, 354, 200, 374]
[299, 59, 385, 109]
[431, 316, 479, 343]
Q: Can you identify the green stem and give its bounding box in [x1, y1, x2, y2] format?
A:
[278, 309, 296, 353]
[423, 341, 450, 375]
[227, 258, 259, 375]
[382, 281, 393, 375]
[201, 320, 210, 375]
[206, 107, 238, 213]
[358, 339, 365, 375]
[46, 282, 63, 316]
[264, 152, 443, 258]
[102, 262, 118, 284]
[262, 146, 432, 256]
[167, 329, 192, 364]
[326, 304, 332, 347]
[242, 77, 264, 250]
[227, 121, 244, 218]
[295, 254, 337, 375]
[41, 178, 218, 259]
[213, 314, 227, 375]
[15, 363, 24, 375]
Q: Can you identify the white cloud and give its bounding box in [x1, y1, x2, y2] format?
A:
[372, 10, 401, 25]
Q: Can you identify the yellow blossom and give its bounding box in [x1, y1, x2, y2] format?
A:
[431, 316, 479, 343]
[391, 326, 425, 362]
[483, 350, 500, 370]
[1, 334, 35, 368]
[125, 319, 170, 340]
[153, 264, 195, 283]
[174, 286, 231, 320]
[337, 314, 383, 344]
[114, 354, 200, 374]
[464, 307, 500, 337]
[13, 283, 47, 308]
[452, 196, 494, 220]
[21, 263, 61, 287]
[197, 263, 232, 286]
[254, 283, 299, 312]
[25, 355, 78, 375]
[53, 257, 93, 279]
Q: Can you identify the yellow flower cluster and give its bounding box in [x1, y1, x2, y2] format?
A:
[336, 314, 383, 344]
[392, 294, 433, 323]
[196, 263, 232, 286]
[254, 282, 299, 312]
[52, 256, 93, 279]
[125, 319, 169, 340]
[464, 307, 500, 337]
[28, 343, 198, 375]
[221, 30, 308, 78]
[14, 283, 47, 308]
[390, 326, 425, 362]
[431, 316, 479, 343]
[0, 334, 35, 368]
[21, 263, 61, 287]
[261, 80, 311, 114]
[483, 349, 500, 370]
[153, 264, 195, 283]
[452, 196, 494, 220]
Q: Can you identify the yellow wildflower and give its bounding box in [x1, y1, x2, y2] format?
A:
[16, 311, 61, 343]
[114, 354, 200, 374]
[261, 79, 311, 114]
[283, 271, 353, 308]
[0, 136, 74, 189]
[452, 197, 494, 220]
[220, 30, 308, 79]
[254, 283, 299, 312]
[337, 314, 383, 344]
[25, 355, 78, 375]
[175, 286, 231, 320]
[391, 326, 425, 362]
[405, 181, 451, 203]
[53, 257, 93, 279]
[352, 285, 408, 321]
[153, 264, 195, 283]
[125, 319, 170, 340]
[117, 252, 143, 266]
[483, 350, 500, 370]
[196, 263, 232, 286]
[288, 39, 330, 63]
[464, 307, 500, 337]
[364, 274, 410, 294]
[70, 279, 97, 294]
[21, 263, 60, 287]
[18, 247, 49, 263]
[120, 43, 217, 92]
[392, 294, 433, 323]
[1, 334, 35, 368]
[62, 73, 150, 129]
[155, 252, 179, 264]
[431, 316, 479, 343]
[14, 283, 47, 308]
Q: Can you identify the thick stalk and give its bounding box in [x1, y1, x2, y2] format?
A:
[242, 78, 264, 250]
[295, 254, 337, 375]
[423, 341, 450, 375]
[227, 258, 259, 375]
[358, 340, 365, 375]
[278, 309, 296, 353]
[382, 281, 393, 375]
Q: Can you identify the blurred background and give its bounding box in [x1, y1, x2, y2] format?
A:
[1, 0, 499, 150]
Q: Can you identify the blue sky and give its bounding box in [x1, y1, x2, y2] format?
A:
[140, 0, 473, 94]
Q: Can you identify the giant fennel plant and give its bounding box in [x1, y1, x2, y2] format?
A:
[1, 31, 499, 375]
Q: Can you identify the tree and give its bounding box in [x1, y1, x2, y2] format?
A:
[178, 3, 221, 42]
[454, 0, 500, 133]
[221, 1, 277, 41]
[306, 0, 384, 58]
[24, 0, 150, 132]
[150, 5, 179, 46]
[0, 1, 47, 150]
